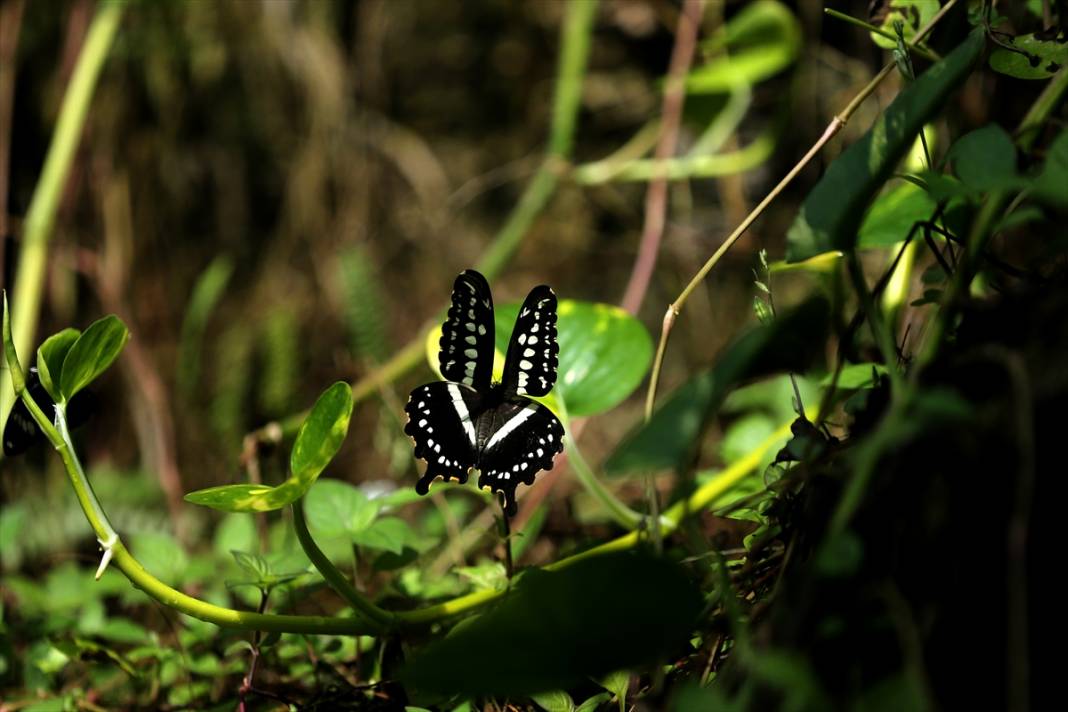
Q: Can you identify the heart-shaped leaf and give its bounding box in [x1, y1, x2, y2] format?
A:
[59, 315, 129, 402]
[857, 180, 937, 249]
[351, 516, 415, 555]
[495, 300, 653, 417]
[786, 31, 984, 262]
[989, 32, 1068, 80]
[36, 329, 80, 403]
[185, 382, 353, 512]
[606, 298, 828, 475]
[947, 125, 1024, 192]
[401, 552, 702, 696]
[304, 479, 380, 539]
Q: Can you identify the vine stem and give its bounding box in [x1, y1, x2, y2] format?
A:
[0, 0, 124, 445]
[642, 0, 961, 419]
[5, 315, 795, 634]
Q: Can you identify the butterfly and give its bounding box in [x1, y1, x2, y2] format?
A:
[3, 367, 96, 456]
[404, 270, 565, 516]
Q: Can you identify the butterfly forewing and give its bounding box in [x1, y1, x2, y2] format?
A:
[501, 285, 558, 397]
[439, 270, 495, 390]
[404, 381, 481, 494]
[476, 398, 564, 516]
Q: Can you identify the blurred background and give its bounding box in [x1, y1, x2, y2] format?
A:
[0, 0, 993, 586]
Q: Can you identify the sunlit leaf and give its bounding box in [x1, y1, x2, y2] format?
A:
[495, 300, 652, 417]
[401, 552, 702, 696]
[291, 381, 354, 483]
[687, 1, 801, 93]
[59, 315, 129, 402]
[787, 31, 984, 262]
[869, 0, 938, 49]
[606, 298, 828, 475]
[185, 383, 353, 512]
[857, 180, 937, 249]
[36, 329, 80, 403]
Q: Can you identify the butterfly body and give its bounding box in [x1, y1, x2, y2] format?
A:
[404, 270, 564, 515]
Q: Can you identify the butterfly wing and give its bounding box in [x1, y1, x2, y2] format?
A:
[439, 270, 496, 390]
[405, 381, 483, 495]
[501, 285, 558, 397]
[476, 398, 564, 516]
[3, 369, 51, 456]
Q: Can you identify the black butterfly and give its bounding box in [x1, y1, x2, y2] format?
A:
[3, 367, 96, 456]
[404, 270, 565, 516]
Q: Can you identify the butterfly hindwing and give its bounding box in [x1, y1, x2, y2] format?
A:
[404, 381, 481, 494]
[501, 285, 558, 397]
[476, 398, 564, 516]
[439, 270, 495, 390]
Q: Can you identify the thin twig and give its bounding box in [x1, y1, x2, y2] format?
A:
[621, 0, 705, 315]
[642, 0, 962, 419]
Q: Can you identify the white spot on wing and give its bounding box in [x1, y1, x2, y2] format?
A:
[447, 383, 478, 447]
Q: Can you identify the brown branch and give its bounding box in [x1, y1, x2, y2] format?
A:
[620, 0, 705, 315]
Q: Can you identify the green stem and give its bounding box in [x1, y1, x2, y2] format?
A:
[570, 131, 774, 184]
[823, 8, 940, 62]
[566, 437, 657, 531]
[10, 332, 792, 633]
[0, 1, 125, 444]
[291, 501, 393, 631]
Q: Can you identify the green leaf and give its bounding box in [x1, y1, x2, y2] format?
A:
[606, 298, 828, 475]
[821, 363, 888, 390]
[786, 31, 985, 262]
[130, 532, 188, 584]
[212, 514, 257, 559]
[291, 382, 354, 482]
[36, 329, 80, 403]
[59, 315, 129, 402]
[857, 180, 937, 249]
[304, 479, 380, 539]
[231, 551, 271, 581]
[576, 693, 613, 712]
[989, 32, 1068, 80]
[352, 516, 415, 555]
[868, 0, 938, 49]
[687, 1, 801, 93]
[531, 690, 575, 712]
[186, 382, 354, 512]
[402, 552, 702, 697]
[598, 670, 630, 711]
[495, 300, 652, 417]
[185, 482, 300, 513]
[947, 125, 1023, 191]
[1033, 129, 1068, 207]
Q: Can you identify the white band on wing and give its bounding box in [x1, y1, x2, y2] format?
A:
[447, 383, 478, 448]
[484, 403, 539, 451]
